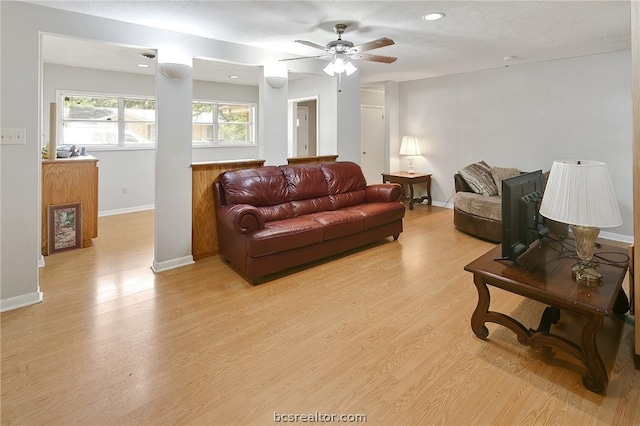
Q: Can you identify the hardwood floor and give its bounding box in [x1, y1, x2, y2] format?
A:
[2, 207, 638, 425]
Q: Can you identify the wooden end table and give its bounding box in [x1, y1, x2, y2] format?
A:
[464, 240, 630, 393]
[382, 172, 432, 210]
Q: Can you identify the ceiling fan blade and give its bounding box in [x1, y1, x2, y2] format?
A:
[350, 53, 397, 64]
[295, 40, 329, 51]
[279, 54, 332, 62]
[350, 37, 394, 53]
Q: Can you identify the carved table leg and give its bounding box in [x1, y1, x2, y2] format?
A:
[471, 274, 490, 339]
[581, 314, 607, 393]
[408, 184, 415, 210]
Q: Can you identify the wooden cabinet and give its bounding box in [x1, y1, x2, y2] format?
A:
[42, 156, 99, 255]
[191, 159, 265, 260]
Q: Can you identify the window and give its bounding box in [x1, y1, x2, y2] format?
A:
[192, 101, 256, 146]
[60, 92, 155, 147]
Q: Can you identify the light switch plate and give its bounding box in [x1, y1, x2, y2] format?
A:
[1, 128, 27, 145]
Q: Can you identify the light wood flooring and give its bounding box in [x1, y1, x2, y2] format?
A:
[2, 206, 638, 425]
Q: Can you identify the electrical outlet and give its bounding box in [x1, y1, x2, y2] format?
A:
[122, 186, 127, 194]
[1, 128, 26, 145]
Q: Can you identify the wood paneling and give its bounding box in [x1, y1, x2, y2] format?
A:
[287, 154, 338, 164]
[632, 0, 640, 363]
[41, 156, 98, 255]
[191, 159, 265, 260]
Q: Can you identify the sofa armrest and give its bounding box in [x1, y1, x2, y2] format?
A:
[217, 204, 265, 234]
[365, 183, 402, 203]
[454, 174, 474, 193]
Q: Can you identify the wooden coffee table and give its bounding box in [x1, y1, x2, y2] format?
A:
[464, 240, 630, 393]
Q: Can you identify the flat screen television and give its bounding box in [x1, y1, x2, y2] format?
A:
[500, 170, 549, 263]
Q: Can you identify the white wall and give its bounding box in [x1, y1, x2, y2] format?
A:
[399, 50, 633, 238]
[289, 75, 338, 157]
[43, 64, 259, 214]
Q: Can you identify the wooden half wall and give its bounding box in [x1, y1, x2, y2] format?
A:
[191, 159, 265, 260]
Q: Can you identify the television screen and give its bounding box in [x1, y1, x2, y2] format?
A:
[501, 170, 548, 262]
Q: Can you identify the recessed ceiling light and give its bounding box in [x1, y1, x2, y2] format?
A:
[228, 75, 239, 79]
[137, 64, 150, 68]
[423, 13, 445, 21]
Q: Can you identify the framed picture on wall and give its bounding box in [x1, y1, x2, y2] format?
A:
[48, 202, 82, 254]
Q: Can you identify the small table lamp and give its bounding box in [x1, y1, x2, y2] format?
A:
[539, 160, 622, 287]
[399, 136, 421, 174]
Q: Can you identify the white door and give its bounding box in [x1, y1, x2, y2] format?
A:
[296, 106, 309, 157]
[361, 106, 385, 184]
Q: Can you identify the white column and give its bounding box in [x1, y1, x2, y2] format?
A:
[335, 71, 362, 163]
[152, 52, 194, 272]
[259, 66, 289, 166]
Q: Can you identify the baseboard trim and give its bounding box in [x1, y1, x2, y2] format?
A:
[1, 291, 43, 312]
[598, 230, 634, 245]
[151, 255, 194, 273]
[431, 200, 454, 209]
[99, 205, 155, 217]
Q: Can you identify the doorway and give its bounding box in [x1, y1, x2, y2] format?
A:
[297, 106, 309, 157]
[361, 105, 385, 185]
[288, 97, 317, 158]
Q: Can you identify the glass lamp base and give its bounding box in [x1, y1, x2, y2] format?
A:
[571, 262, 602, 287]
[570, 225, 602, 287]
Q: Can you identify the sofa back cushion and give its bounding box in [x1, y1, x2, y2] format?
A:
[319, 162, 367, 209]
[218, 166, 293, 222]
[321, 162, 367, 194]
[280, 164, 333, 216]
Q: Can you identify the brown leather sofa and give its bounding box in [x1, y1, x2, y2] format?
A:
[214, 161, 406, 283]
[453, 173, 502, 242]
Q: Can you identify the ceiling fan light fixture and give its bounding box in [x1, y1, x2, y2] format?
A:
[323, 61, 336, 76]
[333, 57, 348, 74]
[345, 61, 357, 76]
[324, 55, 357, 77]
[422, 13, 445, 21]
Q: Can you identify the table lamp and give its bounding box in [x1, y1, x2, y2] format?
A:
[539, 160, 622, 287]
[399, 136, 421, 174]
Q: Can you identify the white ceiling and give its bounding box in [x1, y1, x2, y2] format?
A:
[35, 1, 631, 87]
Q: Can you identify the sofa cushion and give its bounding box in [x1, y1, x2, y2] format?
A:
[454, 192, 502, 222]
[330, 190, 367, 210]
[220, 166, 290, 207]
[311, 210, 364, 240]
[459, 161, 498, 196]
[345, 202, 406, 230]
[247, 217, 324, 257]
[281, 164, 329, 200]
[321, 162, 367, 194]
[490, 167, 521, 196]
[255, 203, 294, 223]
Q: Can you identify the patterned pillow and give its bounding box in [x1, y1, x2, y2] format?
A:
[458, 161, 498, 196]
[490, 167, 521, 196]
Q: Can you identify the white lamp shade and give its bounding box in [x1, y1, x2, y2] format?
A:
[399, 136, 421, 156]
[539, 160, 622, 228]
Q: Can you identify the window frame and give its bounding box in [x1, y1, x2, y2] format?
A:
[57, 90, 156, 151]
[192, 99, 257, 148]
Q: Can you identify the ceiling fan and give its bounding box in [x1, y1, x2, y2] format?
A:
[281, 24, 397, 76]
